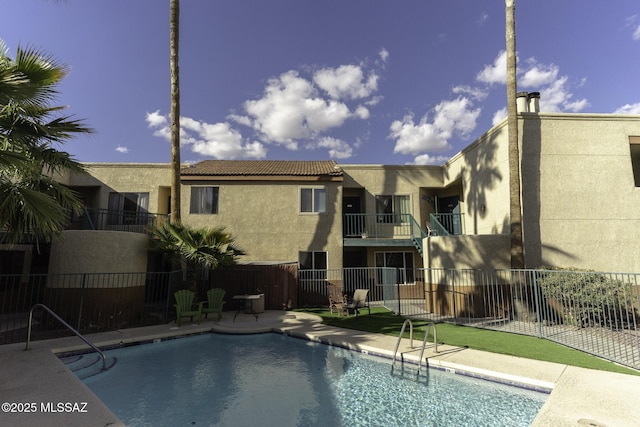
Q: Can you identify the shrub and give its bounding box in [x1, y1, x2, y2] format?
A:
[536, 268, 639, 329]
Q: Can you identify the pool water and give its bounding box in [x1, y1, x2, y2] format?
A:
[76, 333, 546, 426]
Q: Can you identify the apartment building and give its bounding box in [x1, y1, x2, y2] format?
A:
[3, 111, 639, 276]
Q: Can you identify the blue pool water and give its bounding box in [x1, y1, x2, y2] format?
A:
[74, 333, 546, 426]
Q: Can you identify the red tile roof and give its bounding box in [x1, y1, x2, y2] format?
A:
[181, 160, 343, 178]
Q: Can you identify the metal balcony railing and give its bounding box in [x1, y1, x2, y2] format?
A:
[429, 213, 464, 236]
[344, 213, 425, 239]
[67, 208, 169, 234]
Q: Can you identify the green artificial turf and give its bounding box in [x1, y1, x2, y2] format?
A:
[298, 307, 640, 376]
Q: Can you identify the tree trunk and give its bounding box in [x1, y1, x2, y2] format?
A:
[506, 0, 524, 268]
[169, 0, 181, 224]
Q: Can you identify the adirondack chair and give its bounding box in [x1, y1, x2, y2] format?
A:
[345, 289, 371, 316]
[202, 288, 226, 321]
[174, 290, 203, 326]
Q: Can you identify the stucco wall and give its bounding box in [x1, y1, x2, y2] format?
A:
[424, 235, 510, 270]
[181, 180, 344, 269]
[521, 113, 640, 272]
[49, 230, 148, 277]
[63, 163, 173, 215]
[443, 121, 511, 237]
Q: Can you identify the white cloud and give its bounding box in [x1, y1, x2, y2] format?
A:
[314, 137, 353, 159]
[627, 15, 640, 40]
[115, 146, 129, 153]
[492, 107, 507, 125]
[614, 103, 640, 114]
[389, 97, 480, 157]
[239, 69, 374, 147]
[412, 154, 450, 166]
[476, 50, 507, 85]
[313, 65, 378, 100]
[452, 85, 488, 101]
[390, 115, 446, 155]
[379, 47, 390, 63]
[145, 110, 167, 128]
[433, 97, 481, 139]
[148, 55, 383, 159]
[520, 63, 559, 88]
[354, 105, 370, 119]
[146, 112, 266, 159]
[539, 76, 588, 112]
[478, 12, 489, 26]
[475, 50, 589, 114]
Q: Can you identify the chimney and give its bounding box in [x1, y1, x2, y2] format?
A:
[516, 91, 529, 113]
[527, 92, 540, 113]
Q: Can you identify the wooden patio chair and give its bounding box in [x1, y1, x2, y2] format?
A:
[202, 288, 226, 321]
[174, 290, 203, 326]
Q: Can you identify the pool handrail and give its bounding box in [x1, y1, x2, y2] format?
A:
[392, 319, 438, 375]
[25, 303, 107, 370]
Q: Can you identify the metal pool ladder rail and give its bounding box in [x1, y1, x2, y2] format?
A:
[391, 319, 438, 375]
[25, 303, 107, 370]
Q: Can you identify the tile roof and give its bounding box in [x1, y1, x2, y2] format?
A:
[181, 160, 343, 177]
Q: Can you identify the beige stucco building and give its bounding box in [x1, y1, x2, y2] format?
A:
[5, 111, 639, 276]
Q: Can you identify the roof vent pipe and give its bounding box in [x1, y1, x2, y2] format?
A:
[527, 92, 540, 113]
[516, 91, 529, 113]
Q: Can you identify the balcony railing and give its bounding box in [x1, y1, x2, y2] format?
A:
[67, 208, 169, 234]
[429, 213, 464, 236]
[343, 213, 426, 240]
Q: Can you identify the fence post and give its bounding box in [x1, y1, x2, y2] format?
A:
[396, 270, 402, 316]
[451, 269, 458, 323]
[531, 270, 543, 338]
[77, 273, 87, 331]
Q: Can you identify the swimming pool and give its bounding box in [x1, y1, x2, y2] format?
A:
[71, 333, 546, 426]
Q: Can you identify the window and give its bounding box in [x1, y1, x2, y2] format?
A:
[300, 187, 326, 213]
[375, 251, 415, 284]
[299, 251, 328, 286]
[190, 187, 218, 214]
[375, 195, 410, 223]
[630, 136, 640, 187]
[107, 192, 149, 225]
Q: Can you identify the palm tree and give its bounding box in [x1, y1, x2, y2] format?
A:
[149, 222, 245, 289]
[505, 0, 525, 268]
[169, 0, 181, 224]
[0, 40, 92, 245]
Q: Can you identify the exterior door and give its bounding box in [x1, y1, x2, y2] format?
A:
[437, 196, 462, 235]
[343, 196, 363, 237]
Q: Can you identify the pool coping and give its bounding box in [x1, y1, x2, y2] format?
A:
[2, 311, 640, 426]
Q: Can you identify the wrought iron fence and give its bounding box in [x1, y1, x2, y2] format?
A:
[298, 267, 640, 370]
[0, 264, 298, 345]
[0, 270, 183, 345]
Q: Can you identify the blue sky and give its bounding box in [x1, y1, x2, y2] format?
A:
[4, 1, 640, 165]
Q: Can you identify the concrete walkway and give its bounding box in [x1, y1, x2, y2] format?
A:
[1, 310, 639, 426]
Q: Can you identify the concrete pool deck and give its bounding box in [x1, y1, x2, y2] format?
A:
[1, 310, 639, 426]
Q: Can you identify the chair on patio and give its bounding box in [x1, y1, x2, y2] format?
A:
[202, 288, 226, 321]
[174, 290, 203, 326]
[327, 284, 348, 316]
[345, 289, 371, 316]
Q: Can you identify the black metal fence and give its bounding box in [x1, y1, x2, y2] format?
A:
[3, 265, 639, 369]
[0, 264, 298, 345]
[0, 270, 185, 345]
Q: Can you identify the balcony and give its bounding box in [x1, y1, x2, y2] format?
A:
[343, 213, 427, 253]
[67, 208, 169, 235]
